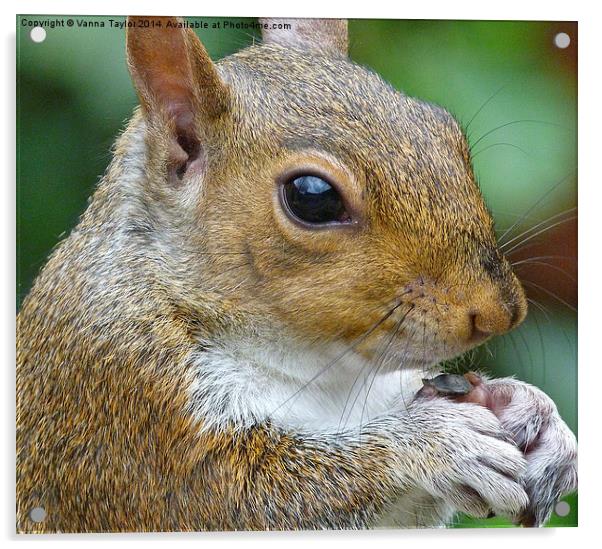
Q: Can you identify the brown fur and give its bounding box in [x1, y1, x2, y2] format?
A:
[17, 17, 574, 533]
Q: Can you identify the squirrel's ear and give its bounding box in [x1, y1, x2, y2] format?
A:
[259, 18, 348, 56]
[126, 16, 229, 180]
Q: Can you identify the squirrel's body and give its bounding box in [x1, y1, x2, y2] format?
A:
[17, 18, 576, 532]
[16, 113, 443, 530]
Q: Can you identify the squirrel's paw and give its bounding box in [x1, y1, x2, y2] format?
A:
[406, 399, 529, 520]
[486, 378, 578, 527]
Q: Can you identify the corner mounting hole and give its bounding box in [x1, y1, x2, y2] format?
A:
[554, 500, 570, 517]
[29, 506, 46, 523]
[554, 32, 571, 49]
[30, 27, 46, 43]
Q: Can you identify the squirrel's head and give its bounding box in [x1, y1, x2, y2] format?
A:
[126, 17, 527, 368]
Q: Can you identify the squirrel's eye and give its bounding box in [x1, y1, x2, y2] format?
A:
[282, 175, 350, 225]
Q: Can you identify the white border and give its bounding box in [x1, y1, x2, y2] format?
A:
[3, 1, 599, 548]
[0, 0, 584, 20]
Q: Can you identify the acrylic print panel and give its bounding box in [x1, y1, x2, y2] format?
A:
[16, 15, 577, 532]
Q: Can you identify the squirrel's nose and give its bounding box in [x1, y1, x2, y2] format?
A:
[468, 313, 491, 343]
[467, 300, 524, 343]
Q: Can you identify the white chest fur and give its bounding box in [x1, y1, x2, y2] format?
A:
[187, 334, 429, 434]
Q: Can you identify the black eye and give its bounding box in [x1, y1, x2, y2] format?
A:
[282, 175, 350, 225]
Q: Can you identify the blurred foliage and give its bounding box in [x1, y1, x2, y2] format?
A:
[16, 16, 577, 528]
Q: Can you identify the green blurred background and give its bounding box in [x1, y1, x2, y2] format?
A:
[16, 16, 577, 528]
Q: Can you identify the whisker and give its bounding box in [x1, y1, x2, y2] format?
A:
[501, 207, 576, 249]
[527, 297, 551, 322]
[503, 215, 577, 255]
[339, 305, 414, 435]
[525, 295, 574, 386]
[483, 342, 495, 361]
[522, 280, 577, 312]
[472, 141, 531, 159]
[398, 326, 425, 418]
[512, 254, 573, 264]
[507, 332, 526, 379]
[357, 307, 415, 435]
[470, 119, 564, 151]
[497, 173, 575, 245]
[515, 321, 535, 380]
[464, 85, 506, 133]
[530, 306, 547, 383]
[514, 260, 576, 283]
[269, 298, 408, 417]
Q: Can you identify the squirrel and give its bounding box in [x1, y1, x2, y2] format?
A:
[16, 16, 577, 532]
